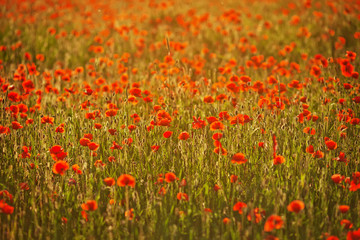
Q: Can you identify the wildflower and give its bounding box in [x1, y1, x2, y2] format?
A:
[52, 161, 69, 175]
[231, 153, 248, 164]
[104, 177, 115, 186]
[81, 200, 98, 211]
[287, 200, 305, 213]
[117, 174, 136, 188]
[264, 215, 283, 232]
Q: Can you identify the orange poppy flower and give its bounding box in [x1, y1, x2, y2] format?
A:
[104, 177, 115, 186]
[264, 215, 283, 232]
[231, 153, 248, 164]
[178, 131, 190, 140]
[94, 123, 102, 129]
[287, 200, 305, 213]
[81, 200, 98, 211]
[52, 161, 69, 176]
[117, 174, 136, 188]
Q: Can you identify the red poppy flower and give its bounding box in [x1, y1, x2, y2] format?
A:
[165, 172, 177, 183]
[331, 174, 344, 184]
[231, 153, 248, 164]
[177, 192, 189, 201]
[212, 133, 223, 141]
[81, 200, 98, 211]
[341, 219, 353, 229]
[273, 155, 285, 165]
[125, 208, 134, 220]
[84, 133, 93, 140]
[210, 121, 225, 131]
[151, 145, 160, 152]
[0, 201, 14, 214]
[108, 129, 117, 135]
[347, 227, 360, 240]
[204, 96, 214, 103]
[104, 177, 115, 186]
[12, 121, 23, 130]
[163, 131, 172, 138]
[52, 161, 69, 176]
[117, 174, 136, 188]
[105, 109, 117, 117]
[223, 217, 231, 224]
[264, 215, 283, 232]
[41, 116, 54, 124]
[287, 200, 305, 213]
[325, 140, 337, 150]
[88, 142, 100, 151]
[178, 131, 190, 140]
[79, 138, 91, 146]
[339, 205, 350, 213]
[233, 202, 247, 214]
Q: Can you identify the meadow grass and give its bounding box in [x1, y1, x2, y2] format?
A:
[0, 0, 360, 239]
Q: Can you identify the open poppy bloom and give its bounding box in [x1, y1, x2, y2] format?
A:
[163, 131, 172, 138]
[52, 161, 69, 175]
[117, 174, 136, 188]
[79, 138, 91, 146]
[178, 131, 190, 140]
[176, 192, 189, 201]
[347, 228, 360, 240]
[231, 153, 248, 164]
[325, 140, 337, 150]
[88, 142, 100, 151]
[210, 121, 225, 131]
[233, 201, 247, 214]
[287, 200, 305, 213]
[339, 205, 350, 213]
[165, 172, 177, 183]
[81, 200, 98, 211]
[273, 155, 285, 165]
[264, 215, 283, 232]
[104, 177, 115, 186]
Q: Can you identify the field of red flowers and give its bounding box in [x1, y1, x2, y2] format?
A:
[0, 0, 360, 239]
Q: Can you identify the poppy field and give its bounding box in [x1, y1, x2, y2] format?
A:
[1, 0, 360, 239]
